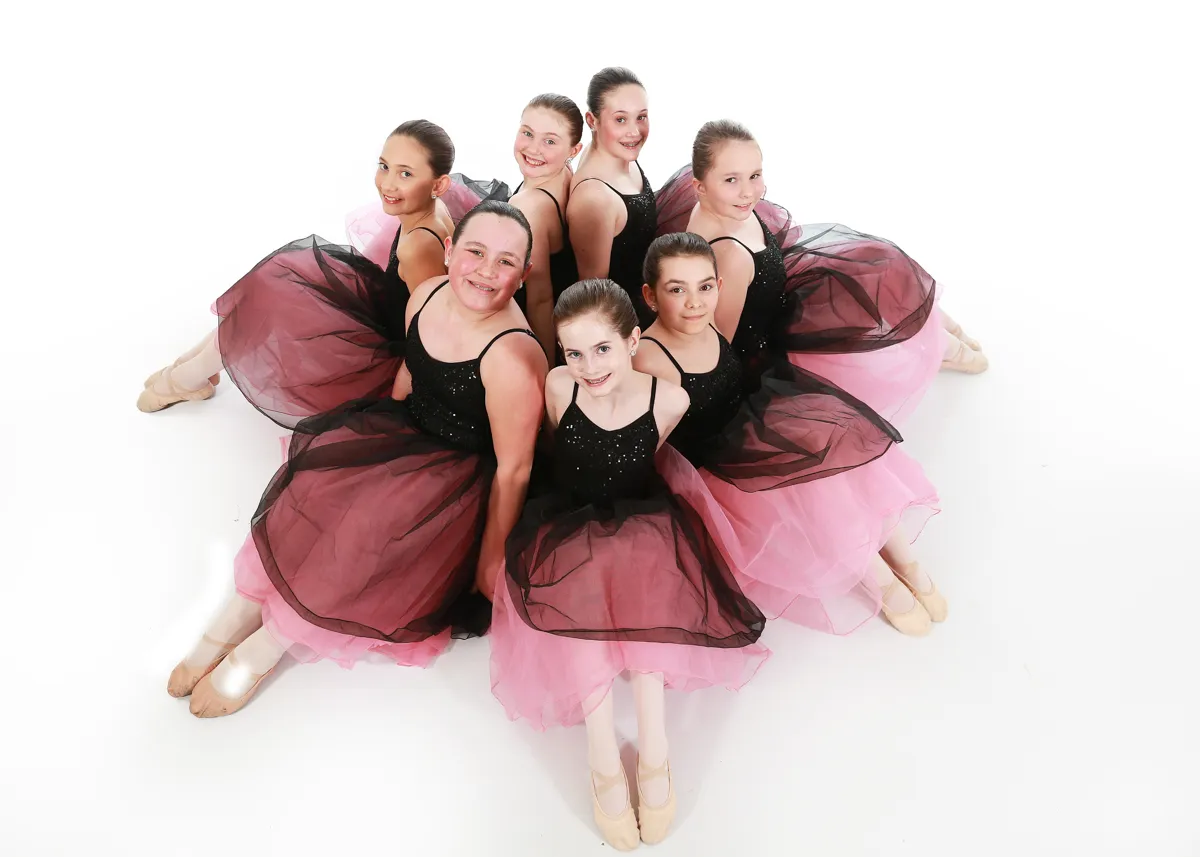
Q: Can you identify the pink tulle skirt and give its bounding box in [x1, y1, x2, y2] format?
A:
[489, 573, 770, 730]
[661, 445, 940, 634]
[234, 535, 450, 670]
[789, 305, 945, 425]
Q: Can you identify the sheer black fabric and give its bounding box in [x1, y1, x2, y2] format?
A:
[504, 381, 766, 647]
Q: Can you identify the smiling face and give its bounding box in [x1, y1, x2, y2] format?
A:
[514, 106, 580, 180]
[375, 133, 441, 216]
[645, 254, 721, 337]
[587, 84, 649, 163]
[558, 311, 639, 398]
[445, 213, 531, 312]
[696, 139, 765, 222]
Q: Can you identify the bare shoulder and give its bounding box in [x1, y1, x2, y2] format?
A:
[544, 366, 576, 421]
[566, 178, 619, 220]
[711, 239, 755, 283]
[405, 275, 449, 324]
[396, 226, 445, 263]
[632, 334, 681, 385]
[653, 376, 691, 423]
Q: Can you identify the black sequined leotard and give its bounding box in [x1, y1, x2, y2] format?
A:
[640, 330, 744, 467]
[553, 377, 659, 507]
[405, 281, 536, 454]
[380, 224, 442, 337]
[575, 162, 657, 328]
[710, 212, 787, 368]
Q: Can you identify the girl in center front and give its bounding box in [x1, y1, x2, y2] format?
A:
[489, 279, 769, 850]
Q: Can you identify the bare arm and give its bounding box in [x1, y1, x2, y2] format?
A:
[651, 380, 691, 450]
[512, 193, 557, 362]
[631, 337, 683, 386]
[567, 182, 620, 280]
[476, 335, 549, 598]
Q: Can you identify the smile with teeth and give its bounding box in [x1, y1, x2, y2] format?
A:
[583, 375, 610, 387]
[620, 141, 641, 149]
[468, 279, 496, 292]
[383, 194, 403, 205]
[522, 154, 546, 167]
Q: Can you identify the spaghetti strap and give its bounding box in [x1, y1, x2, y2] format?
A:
[570, 382, 580, 404]
[416, 280, 449, 314]
[478, 327, 538, 360]
[535, 187, 567, 229]
[709, 235, 757, 256]
[648, 376, 658, 411]
[575, 176, 621, 196]
[411, 226, 443, 243]
[640, 337, 686, 376]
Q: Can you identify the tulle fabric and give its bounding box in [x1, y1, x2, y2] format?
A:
[661, 444, 940, 635]
[345, 173, 511, 267]
[235, 536, 450, 669]
[699, 355, 901, 490]
[490, 449, 768, 729]
[655, 166, 940, 421]
[213, 236, 404, 429]
[490, 573, 770, 730]
[243, 396, 494, 665]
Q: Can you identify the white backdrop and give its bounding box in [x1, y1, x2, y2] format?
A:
[2, 2, 1197, 855]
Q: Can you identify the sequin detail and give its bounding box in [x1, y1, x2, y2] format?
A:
[724, 213, 788, 363]
[580, 164, 658, 326]
[643, 333, 745, 466]
[554, 381, 659, 507]
[404, 282, 535, 454]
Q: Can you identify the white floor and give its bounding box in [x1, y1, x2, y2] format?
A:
[3, 4, 1198, 856]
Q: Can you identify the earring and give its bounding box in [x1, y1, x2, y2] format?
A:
[431, 193, 438, 199]
[649, 304, 657, 311]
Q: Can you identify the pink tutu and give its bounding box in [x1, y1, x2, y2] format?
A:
[661, 445, 940, 635]
[490, 569, 769, 730]
[789, 305, 944, 424]
[235, 536, 450, 669]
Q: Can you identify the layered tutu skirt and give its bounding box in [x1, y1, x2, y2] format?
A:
[658, 357, 940, 634]
[490, 464, 769, 729]
[656, 166, 941, 423]
[235, 397, 494, 667]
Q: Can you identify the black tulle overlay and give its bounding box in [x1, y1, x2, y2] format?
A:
[490, 383, 769, 729]
[248, 396, 492, 644]
[213, 235, 406, 429]
[655, 166, 937, 355]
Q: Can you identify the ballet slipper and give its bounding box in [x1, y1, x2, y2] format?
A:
[591, 767, 640, 851]
[144, 355, 219, 388]
[892, 561, 948, 622]
[188, 650, 276, 718]
[879, 581, 932, 636]
[943, 318, 982, 351]
[636, 756, 677, 845]
[167, 634, 236, 698]
[137, 367, 216, 413]
[940, 338, 989, 375]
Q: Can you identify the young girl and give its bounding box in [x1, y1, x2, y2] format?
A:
[656, 120, 986, 426]
[635, 233, 946, 635]
[489, 280, 768, 849]
[138, 120, 460, 422]
[568, 68, 658, 329]
[508, 93, 585, 362]
[167, 202, 547, 716]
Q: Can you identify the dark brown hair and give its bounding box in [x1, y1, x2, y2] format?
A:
[452, 200, 534, 266]
[692, 119, 757, 181]
[390, 119, 455, 177]
[643, 232, 718, 289]
[554, 278, 639, 339]
[586, 67, 644, 117]
[525, 94, 584, 147]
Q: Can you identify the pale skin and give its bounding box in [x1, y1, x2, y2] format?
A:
[551, 309, 688, 818]
[635, 253, 938, 621]
[171, 214, 545, 715]
[142, 132, 454, 400]
[508, 105, 583, 362]
[567, 84, 650, 282]
[400, 215, 549, 598]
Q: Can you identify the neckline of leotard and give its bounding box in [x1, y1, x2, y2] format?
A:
[565, 375, 658, 434]
[708, 211, 770, 256]
[640, 326, 725, 378]
[412, 281, 535, 367]
[574, 161, 649, 199]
